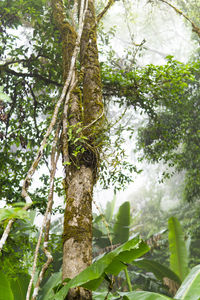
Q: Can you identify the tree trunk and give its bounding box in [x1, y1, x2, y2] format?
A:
[52, 0, 104, 299]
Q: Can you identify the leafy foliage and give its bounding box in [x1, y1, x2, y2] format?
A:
[0, 0, 65, 213]
[93, 198, 131, 250]
[135, 58, 200, 202]
[133, 259, 181, 286]
[168, 217, 189, 281]
[0, 271, 33, 300]
[52, 236, 149, 299]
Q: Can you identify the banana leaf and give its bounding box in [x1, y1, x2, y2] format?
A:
[10, 273, 32, 300]
[113, 201, 130, 244]
[0, 272, 14, 300]
[174, 264, 200, 300]
[119, 291, 173, 299]
[132, 258, 181, 285]
[52, 235, 149, 300]
[168, 217, 189, 281]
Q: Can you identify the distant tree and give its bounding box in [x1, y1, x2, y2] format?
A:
[135, 58, 200, 202]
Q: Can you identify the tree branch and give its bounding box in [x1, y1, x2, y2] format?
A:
[1, 66, 62, 87]
[159, 0, 200, 38]
[0, 219, 14, 252]
[97, 0, 115, 23]
[27, 125, 61, 300]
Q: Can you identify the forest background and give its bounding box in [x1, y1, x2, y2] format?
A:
[0, 0, 200, 299]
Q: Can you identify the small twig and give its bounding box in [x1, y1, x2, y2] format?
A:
[29, 126, 61, 300]
[1, 67, 62, 87]
[0, 56, 37, 68]
[97, 0, 115, 23]
[62, 72, 78, 164]
[0, 219, 14, 252]
[29, 84, 40, 139]
[159, 0, 200, 38]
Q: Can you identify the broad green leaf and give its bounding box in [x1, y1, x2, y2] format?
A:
[93, 291, 119, 299]
[28, 210, 36, 225]
[113, 201, 130, 244]
[119, 291, 173, 299]
[0, 272, 14, 300]
[38, 272, 62, 300]
[92, 226, 110, 248]
[105, 192, 116, 222]
[53, 236, 149, 300]
[168, 217, 189, 281]
[10, 273, 31, 300]
[106, 240, 149, 275]
[0, 207, 29, 223]
[175, 264, 200, 299]
[132, 258, 181, 285]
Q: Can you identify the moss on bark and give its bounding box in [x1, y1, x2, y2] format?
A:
[51, 1, 104, 299]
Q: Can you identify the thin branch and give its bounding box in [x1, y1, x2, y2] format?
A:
[71, 0, 78, 28]
[83, 109, 105, 131]
[0, 52, 57, 68]
[0, 57, 36, 68]
[122, 0, 135, 44]
[97, 0, 115, 23]
[62, 0, 89, 164]
[62, 73, 78, 164]
[2, 67, 62, 87]
[29, 84, 40, 139]
[0, 219, 14, 252]
[27, 125, 61, 300]
[159, 0, 200, 38]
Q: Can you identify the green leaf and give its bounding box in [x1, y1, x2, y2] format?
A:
[132, 258, 181, 285]
[0, 86, 11, 102]
[53, 236, 149, 300]
[0, 207, 29, 223]
[105, 240, 149, 275]
[0, 272, 14, 300]
[93, 291, 119, 299]
[63, 161, 71, 166]
[168, 217, 189, 281]
[175, 264, 200, 300]
[10, 273, 31, 300]
[119, 291, 173, 299]
[105, 192, 116, 222]
[113, 201, 130, 244]
[38, 272, 62, 300]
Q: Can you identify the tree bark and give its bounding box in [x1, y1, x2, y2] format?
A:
[52, 0, 104, 299]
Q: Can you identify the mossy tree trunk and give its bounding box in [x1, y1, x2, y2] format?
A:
[52, 0, 104, 299]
